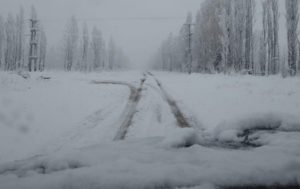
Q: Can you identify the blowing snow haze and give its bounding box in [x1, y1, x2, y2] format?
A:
[0, 0, 202, 69]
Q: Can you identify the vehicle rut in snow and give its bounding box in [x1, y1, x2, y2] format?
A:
[92, 75, 147, 140]
[147, 73, 262, 149]
[147, 73, 190, 129]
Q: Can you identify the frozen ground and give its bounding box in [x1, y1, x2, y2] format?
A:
[0, 71, 300, 189]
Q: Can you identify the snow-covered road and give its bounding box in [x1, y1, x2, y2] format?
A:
[0, 71, 300, 189]
[91, 74, 147, 140]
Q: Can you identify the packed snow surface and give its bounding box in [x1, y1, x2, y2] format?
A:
[0, 71, 300, 189]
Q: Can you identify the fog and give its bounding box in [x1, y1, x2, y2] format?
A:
[0, 0, 202, 68]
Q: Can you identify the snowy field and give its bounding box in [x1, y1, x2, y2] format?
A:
[0, 71, 300, 189]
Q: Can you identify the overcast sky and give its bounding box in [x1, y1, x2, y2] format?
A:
[0, 0, 202, 68]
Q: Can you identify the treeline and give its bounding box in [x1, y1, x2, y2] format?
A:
[0, 6, 129, 73]
[62, 16, 129, 72]
[153, 0, 300, 77]
[0, 6, 46, 72]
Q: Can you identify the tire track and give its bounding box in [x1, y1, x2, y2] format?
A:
[147, 72, 261, 149]
[147, 73, 190, 129]
[91, 75, 147, 140]
[155, 79, 190, 128]
[93, 73, 264, 149]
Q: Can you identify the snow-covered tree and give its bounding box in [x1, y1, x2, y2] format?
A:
[91, 26, 104, 70]
[16, 6, 26, 70]
[59, 21, 126, 72]
[152, 32, 183, 72]
[114, 47, 129, 70]
[150, 0, 300, 77]
[218, 0, 239, 73]
[196, 0, 223, 73]
[261, 0, 279, 75]
[38, 26, 47, 71]
[108, 38, 116, 70]
[0, 7, 42, 72]
[286, 0, 299, 76]
[232, 0, 246, 72]
[244, 0, 255, 73]
[193, 10, 202, 72]
[271, 0, 279, 74]
[4, 13, 16, 71]
[79, 22, 89, 71]
[63, 16, 79, 71]
[182, 12, 193, 73]
[0, 15, 4, 70]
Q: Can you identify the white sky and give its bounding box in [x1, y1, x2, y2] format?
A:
[0, 0, 202, 68]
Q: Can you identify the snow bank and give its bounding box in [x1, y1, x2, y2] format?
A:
[0, 135, 299, 189]
[0, 155, 85, 177]
[215, 113, 300, 132]
[162, 128, 200, 148]
[0, 71, 138, 163]
[213, 113, 300, 146]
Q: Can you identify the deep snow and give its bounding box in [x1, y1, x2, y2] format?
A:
[0, 71, 300, 189]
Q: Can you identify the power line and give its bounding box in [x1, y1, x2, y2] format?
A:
[38, 17, 186, 22]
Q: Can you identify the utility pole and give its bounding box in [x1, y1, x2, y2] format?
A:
[185, 23, 194, 74]
[28, 18, 38, 72]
